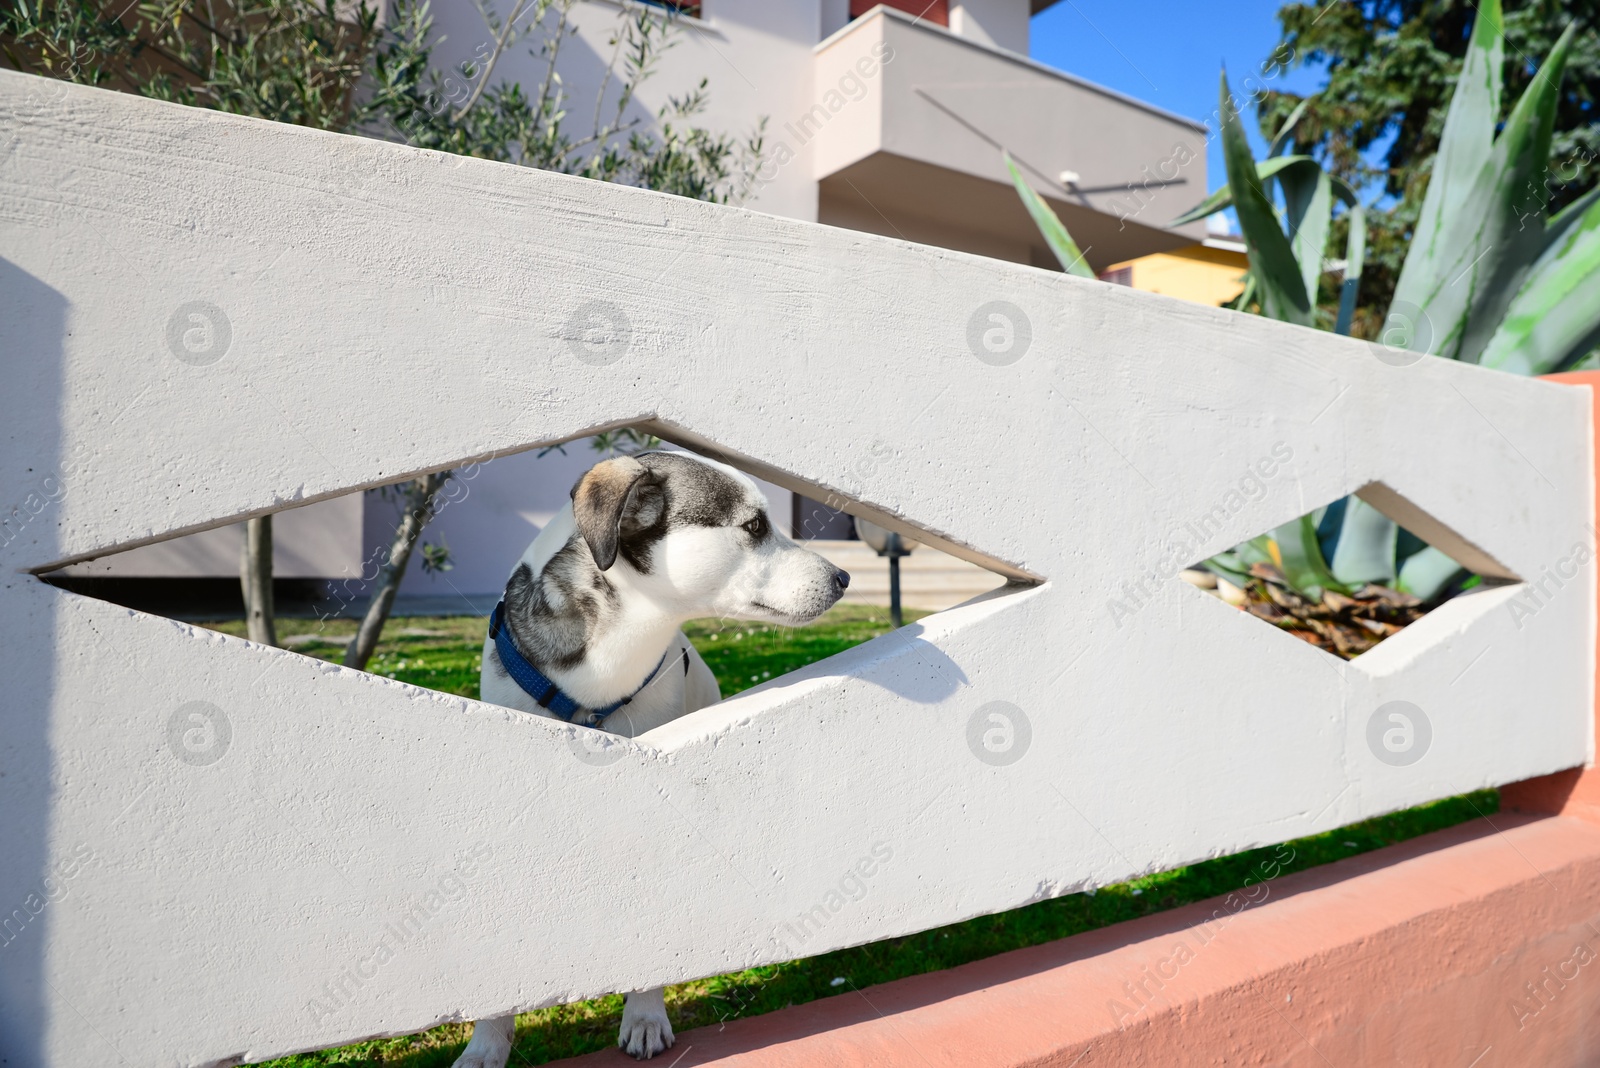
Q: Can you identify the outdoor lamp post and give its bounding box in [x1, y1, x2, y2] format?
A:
[854, 517, 918, 628]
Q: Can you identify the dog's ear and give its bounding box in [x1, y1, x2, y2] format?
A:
[570, 456, 662, 571]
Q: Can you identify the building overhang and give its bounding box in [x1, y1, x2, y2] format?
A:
[818, 152, 1200, 274]
[810, 8, 1208, 271]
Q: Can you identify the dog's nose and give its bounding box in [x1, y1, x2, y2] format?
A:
[834, 568, 851, 591]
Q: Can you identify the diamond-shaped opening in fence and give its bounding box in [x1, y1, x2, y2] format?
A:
[40, 423, 1023, 709]
[1179, 481, 1521, 662]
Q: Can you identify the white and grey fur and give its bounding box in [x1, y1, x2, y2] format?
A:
[453, 450, 849, 1065]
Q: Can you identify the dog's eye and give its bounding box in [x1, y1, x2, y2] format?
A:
[742, 515, 769, 539]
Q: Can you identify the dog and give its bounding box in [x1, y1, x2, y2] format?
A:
[452, 449, 850, 1065]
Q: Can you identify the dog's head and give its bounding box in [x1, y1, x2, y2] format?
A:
[570, 451, 849, 625]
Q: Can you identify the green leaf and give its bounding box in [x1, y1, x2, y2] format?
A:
[1390, 16, 1575, 364]
[1329, 498, 1397, 586]
[1202, 553, 1251, 589]
[1006, 152, 1094, 278]
[1205, 536, 1276, 589]
[1223, 269, 1258, 313]
[1454, 23, 1577, 364]
[1274, 513, 1350, 601]
[1269, 97, 1311, 158]
[1397, 546, 1467, 602]
[1479, 187, 1600, 375]
[1280, 163, 1333, 317]
[1219, 70, 1311, 326]
[1326, 175, 1358, 207]
[1334, 199, 1366, 336]
[1545, 184, 1600, 249]
[1324, 174, 1367, 334]
[1170, 187, 1235, 229]
[1262, 98, 1313, 205]
[1170, 155, 1315, 226]
[1389, 0, 1504, 349]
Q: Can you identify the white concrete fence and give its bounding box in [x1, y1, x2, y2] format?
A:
[0, 70, 1593, 1067]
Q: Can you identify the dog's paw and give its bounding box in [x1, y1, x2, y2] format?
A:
[452, 1014, 515, 1068]
[618, 988, 675, 1060]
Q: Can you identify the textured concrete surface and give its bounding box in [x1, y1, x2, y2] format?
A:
[1502, 370, 1600, 829]
[554, 378, 1600, 1066]
[551, 814, 1600, 1067]
[0, 73, 1593, 1066]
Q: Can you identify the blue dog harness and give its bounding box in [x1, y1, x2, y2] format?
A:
[489, 601, 672, 727]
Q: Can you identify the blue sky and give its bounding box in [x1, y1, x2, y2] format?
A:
[1029, 0, 1329, 204]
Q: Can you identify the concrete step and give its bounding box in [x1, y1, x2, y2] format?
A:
[801, 540, 1008, 612]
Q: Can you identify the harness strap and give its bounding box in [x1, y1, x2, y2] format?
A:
[490, 601, 670, 728]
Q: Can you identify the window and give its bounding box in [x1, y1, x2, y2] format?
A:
[639, 0, 702, 17]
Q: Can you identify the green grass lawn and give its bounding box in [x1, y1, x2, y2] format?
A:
[208, 604, 928, 703]
[218, 607, 1498, 1067]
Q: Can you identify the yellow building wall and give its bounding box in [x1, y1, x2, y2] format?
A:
[1106, 244, 1249, 307]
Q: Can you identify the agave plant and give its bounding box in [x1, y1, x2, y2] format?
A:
[1011, 0, 1600, 609]
[1217, 0, 1596, 603]
[1168, 97, 1368, 337]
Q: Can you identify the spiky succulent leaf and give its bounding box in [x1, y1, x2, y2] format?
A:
[1390, 18, 1574, 363]
[1280, 163, 1333, 318]
[1333, 185, 1366, 336]
[1269, 97, 1311, 159]
[1479, 188, 1600, 375]
[1203, 552, 1251, 589]
[1329, 497, 1397, 586]
[1170, 155, 1315, 227]
[1542, 184, 1600, 256]
[1274, 514, 1350, 600]
[1204, 535, 1275, 589]
[1397, 546, 1467, 602]
[1226, 270, 1258, 313]
[1219, 70, 1311, 326]
[1262, 98, 1313, 204]
[1453, 24, 1576, 364]
[1389, 0, 1503, 350]
[1006, 152, 1095, 278]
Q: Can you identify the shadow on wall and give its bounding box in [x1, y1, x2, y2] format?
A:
[0, 255, 64, 1067]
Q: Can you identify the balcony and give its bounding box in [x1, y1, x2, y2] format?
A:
[810, 7, 1207, 272]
